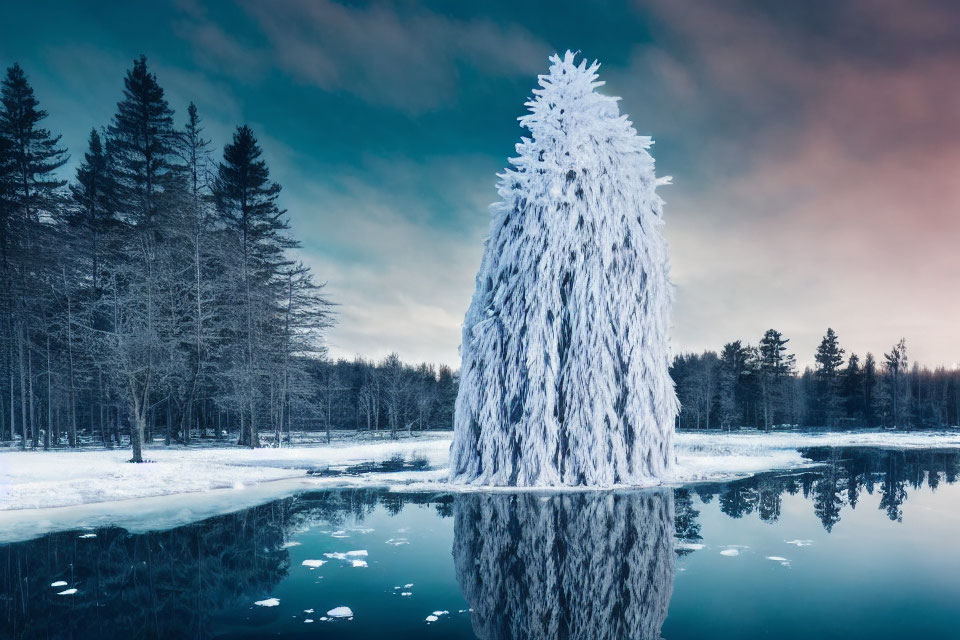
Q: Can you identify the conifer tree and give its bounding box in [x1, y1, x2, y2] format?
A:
[718, 341, 749, 429]
[213, 125, 295, 447]
[451, 52, 677, 486]
[754, 329, 796, 430]
[103, 56, 183, 462]
[814, 328, 845, 428]
[0, 63, 68, 220]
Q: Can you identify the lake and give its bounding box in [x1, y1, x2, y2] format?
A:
[2, 446, 959, 639]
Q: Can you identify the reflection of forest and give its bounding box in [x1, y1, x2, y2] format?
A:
[0, 489, 447, 640]
[676, 448, 960, 547]
[1, 448, 956, 638]
[453, 491, 675, 640]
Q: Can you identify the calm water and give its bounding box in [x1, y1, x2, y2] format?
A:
[2, 447, 960, 639]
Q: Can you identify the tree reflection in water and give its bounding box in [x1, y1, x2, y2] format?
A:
[453, 491, 675, 640]
[693, 448, 960, 531]
[1, 448, 957, 638]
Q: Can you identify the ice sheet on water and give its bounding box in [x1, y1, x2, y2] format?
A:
[720, 549, 739, 556]
[323, 550, 367, 560]
[326, 606, 353, 618]
[351, 559, 367, 567]
[254, 598, 280, 607]
[766, 556, 789, 562]
[301, 559, 326, 568]
[785, 539, 814, 547]
[385, 537, 409, 545]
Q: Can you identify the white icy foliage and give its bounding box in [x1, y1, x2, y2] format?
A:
[450, 51, 678, 486]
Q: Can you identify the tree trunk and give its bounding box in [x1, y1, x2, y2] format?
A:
[18, 323, 27, 449]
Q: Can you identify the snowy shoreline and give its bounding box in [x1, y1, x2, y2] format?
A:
[1, 430, 959, 543]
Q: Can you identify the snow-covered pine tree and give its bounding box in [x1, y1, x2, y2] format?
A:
[450, 51, 678, 486]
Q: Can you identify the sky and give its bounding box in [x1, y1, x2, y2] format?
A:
[2, 0, 958, 369]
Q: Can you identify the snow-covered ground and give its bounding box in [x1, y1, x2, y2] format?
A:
[0, 430, 958, 542]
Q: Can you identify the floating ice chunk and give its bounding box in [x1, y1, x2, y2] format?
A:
[785, 539, 813, 547]
[404, 583, 414, 588]
[676, 542, 704, 551]
[304, 609, 314, 614]
[304, 619, 313, 623]
[351, 527, 374, 534]
[325, 550, 367, 559]
[720, 549, 739, 556]
[301, 559, 327, 568]
[766, 556, 789, 562]
[330, 530, 349, 538]
[385, 538, 409, 546]
[254, 598, 280, 607]
[50, 581, 68, 587]
[57, 588, 77, 595]
[319, 616, 328, 621]
[78, 533, 97, 539]
[282, 541, 301, 548]
[351, 559, 368, 568]
[432, 610, 450, 616]
[326, 606, 353, 618]
[401, 592, 412, 597]
[426, 615, 438, 622]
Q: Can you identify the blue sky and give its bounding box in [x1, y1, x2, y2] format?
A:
[3, 0, 959, 368]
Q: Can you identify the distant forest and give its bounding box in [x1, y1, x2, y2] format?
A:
[672, 329, 960, 430]
[1, 59, 956, 457]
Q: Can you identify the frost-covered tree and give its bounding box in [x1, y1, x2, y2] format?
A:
[453, 491, 675, 640]
[450, 51, 677, 486]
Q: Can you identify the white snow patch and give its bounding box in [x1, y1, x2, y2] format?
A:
[676, 542, 705, 551]
[281, 541, 301, 548]
[254, 598, 280, 607]
[50, 581, 68, 587]
[301, 559, 327, 568]
[326, 606, 353, 618]
[78, 533, 97, 539]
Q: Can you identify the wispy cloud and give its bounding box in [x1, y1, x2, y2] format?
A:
[178, 0, 550, 112]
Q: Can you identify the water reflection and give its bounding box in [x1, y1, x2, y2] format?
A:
[453, 491, 675, 640]
[1, 447, 957, 638]
[692, 448, 960, 532]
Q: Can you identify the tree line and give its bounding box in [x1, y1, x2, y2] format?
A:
[672, 328, 960, 430]
[0, 58, 463, 460]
